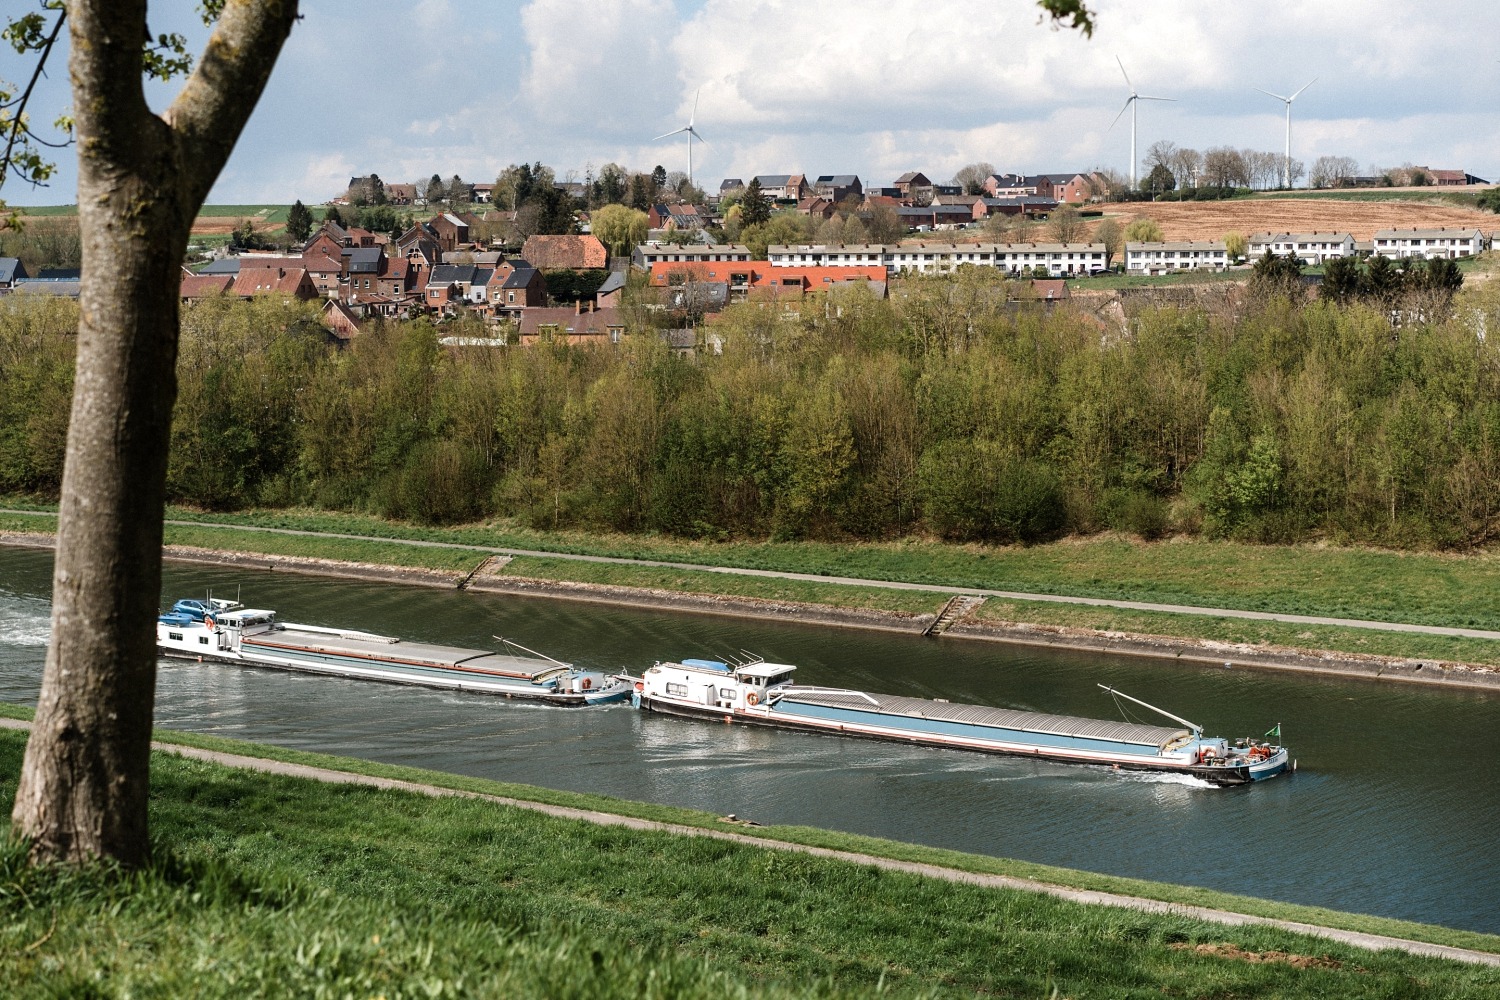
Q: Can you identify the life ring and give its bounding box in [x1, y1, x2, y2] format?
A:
[746, 692, 758, 706]
[205, 615, 216, 632]
[581, 677, 591, 690]
[634, 681, 644, 692]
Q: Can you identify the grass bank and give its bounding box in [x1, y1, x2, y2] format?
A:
[0, 719, 1495, 997]
[11, 502, 1500, 668]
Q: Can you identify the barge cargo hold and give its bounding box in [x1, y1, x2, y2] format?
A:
[157, 598, 629, 705]
[631, 658, 1290, 785]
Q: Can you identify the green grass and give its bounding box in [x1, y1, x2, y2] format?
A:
[500, 556, 945, 617]
[971, 599, 1500, 668]
[11, 501, 1500, 667]
[0, 722, 1495, 997]
[189, 204, 293, 223]
[10, 204, 78, 217]
[1254, 189, 1487, 207]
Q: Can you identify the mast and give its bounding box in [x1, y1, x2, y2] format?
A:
[1098, 684, 1201, 735]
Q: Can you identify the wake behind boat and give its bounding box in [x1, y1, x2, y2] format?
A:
[157, 597, 630, 705]
[629, 658, 1291, 786]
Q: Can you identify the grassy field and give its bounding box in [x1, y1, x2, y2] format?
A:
[10, 502, 1500, 667]
[0, 721, 1495, 997]
[1254, 189, 1487, 207]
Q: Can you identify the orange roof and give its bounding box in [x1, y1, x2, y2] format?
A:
[648, 261, 886, 288]
[521, 235, 608, 270]
[180, 273, 234, 298]
[232, 266, 311, 297]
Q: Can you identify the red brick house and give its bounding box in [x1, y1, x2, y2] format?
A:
[179, 273, 234, 301]
[322, 299, 363, 340]
[517, 304, 624, 346]
[232, 266, 317, 301]
[427, 213, 471, 253]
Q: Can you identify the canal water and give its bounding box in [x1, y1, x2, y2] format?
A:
[2, 547, 1498, 934]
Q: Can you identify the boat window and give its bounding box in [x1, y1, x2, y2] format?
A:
[719, 688, 736, 700]
[665, 682, 687, 697]
[199, 637, 209, 645]
[168, 632, 182, 641]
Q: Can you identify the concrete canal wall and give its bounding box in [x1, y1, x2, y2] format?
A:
[5, 531, 1499, 692]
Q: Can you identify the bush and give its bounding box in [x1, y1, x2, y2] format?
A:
[919, 441, 1066, 543]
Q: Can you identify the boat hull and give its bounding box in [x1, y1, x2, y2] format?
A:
[636, 693, 1268, 785]
[159, 645, 629, 706]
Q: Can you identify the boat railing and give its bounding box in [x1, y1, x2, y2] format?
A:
[784, 685, 881, 707]
[281, 623, 400, 644]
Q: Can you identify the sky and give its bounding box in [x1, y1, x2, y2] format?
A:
[10, 0, 1500, 205]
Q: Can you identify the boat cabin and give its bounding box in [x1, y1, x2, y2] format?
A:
[643, 657, 796, 711]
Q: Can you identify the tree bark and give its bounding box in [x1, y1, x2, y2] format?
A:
[11, 0, 298, 867]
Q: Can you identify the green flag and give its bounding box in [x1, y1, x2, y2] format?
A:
[1264, 723, 1281, 740]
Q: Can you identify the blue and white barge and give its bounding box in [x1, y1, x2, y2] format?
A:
[630, 658, 1290, 785]
[157, 598, 629, 705]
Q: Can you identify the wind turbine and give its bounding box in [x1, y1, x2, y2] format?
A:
[1109, 57, 1175, 189]
[1256, 79, 1316, 189]
[652, 88, 707, 192]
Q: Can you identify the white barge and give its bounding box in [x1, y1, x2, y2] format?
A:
[157, 598, 629, 705]
[630, 658, 1290, 785]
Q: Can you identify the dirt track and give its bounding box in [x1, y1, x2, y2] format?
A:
[1099, 198, 1497, 241]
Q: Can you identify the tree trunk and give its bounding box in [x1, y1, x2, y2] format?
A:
[11, 0, 299, 867]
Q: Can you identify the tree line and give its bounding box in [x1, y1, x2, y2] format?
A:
[4, 271, 1500, 549]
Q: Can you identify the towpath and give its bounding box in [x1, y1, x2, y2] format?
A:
[0, 717, 1492, 967]
[4, 509, 1500, 642]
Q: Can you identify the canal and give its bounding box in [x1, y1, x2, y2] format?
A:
[2, 547, 1498, 934]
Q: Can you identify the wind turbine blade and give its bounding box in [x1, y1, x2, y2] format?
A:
[1137, 96, 1175, 102]
[1108, 95, 1133, 130]
[1255, 88, 1290, 102]
[689, 127, 708, 147]
[691, 87, 700, 126]
[1116, 55, 1134, 93]
[652, 127, 689, 141]
[1288, 77, 1316, 102]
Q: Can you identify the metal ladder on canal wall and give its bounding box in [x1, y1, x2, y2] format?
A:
[922, 595, 986, 637]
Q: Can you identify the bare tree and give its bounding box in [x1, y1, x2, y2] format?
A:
[1169, 147, 1202, 189]
[952, 161, 996, 195]
[1048, 204, 1086, 242]
[7, 0, 300, 868]
[1310, 155, 1359, 189]
[1144, 140, 1177, 178]
[1202, 146, 1249, 188]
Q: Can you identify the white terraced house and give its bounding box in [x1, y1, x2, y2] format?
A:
[632, 244, 753, 269]
[1371, 228, 1486, 260]
[1246, 231, 1355, 265]
[1124, 241, 1230, 274]
[766, 243, 1107, 276]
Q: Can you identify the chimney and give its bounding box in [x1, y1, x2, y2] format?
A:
[575, 299, 581, 315]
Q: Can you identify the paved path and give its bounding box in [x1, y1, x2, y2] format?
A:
[5, 509, 1500, 641]
[1, 717, 1493, 967]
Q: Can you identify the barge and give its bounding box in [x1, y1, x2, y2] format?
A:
[630, 658, 1290, 785]
[157, 598, 630, 705]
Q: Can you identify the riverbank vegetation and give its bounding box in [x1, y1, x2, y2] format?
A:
[1, 724, 1495, 997]
[6, 270, 1500, 551]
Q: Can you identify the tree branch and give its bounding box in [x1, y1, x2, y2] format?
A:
[0, 8, 66, 188]
[165, 0, 299, 211]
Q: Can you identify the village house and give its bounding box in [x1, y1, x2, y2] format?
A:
[231, 266, 317, 302]
[518, 304, 626, 346]
[0, 257, 30, 289]
[521, 234, 609, 270]
[1372, 227, 1486, 260]
[765, 242, 1108, 277]
[1246, 231, 1356, 265]
[892, 171, 934, 203]
[632, 243, 752, 269]
[812, 174, 863, 202]
[752, 174, 809, 202]
[1124, 241, 1230, 274]
[321, 299, 363, 341]
[427, 213, 471, 254]
[648, 261, 888, 306]
[178, 272, 234, 301]
[493, 266, 546, 315]
[384, 183, 416, 206]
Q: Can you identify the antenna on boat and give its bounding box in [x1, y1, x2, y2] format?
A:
[493, 636, 570, 667]
[738, 648, 764, 665]
[1098, 684, 1201, 736]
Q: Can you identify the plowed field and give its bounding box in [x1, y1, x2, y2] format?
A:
[1101, 197, 1497, 241]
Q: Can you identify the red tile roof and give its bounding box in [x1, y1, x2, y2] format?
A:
[232, 266, 313, 298]
[517, 305, 624, 339]
[521, 234, 608, 270]
[180, 274, 234, 298]
[648, 261, 886, 289]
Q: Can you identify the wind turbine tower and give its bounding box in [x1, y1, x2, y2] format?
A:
[653, 88, 707, 191]
[1110, 57, 1174, 189]
[1256, 79, 1316, 189]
